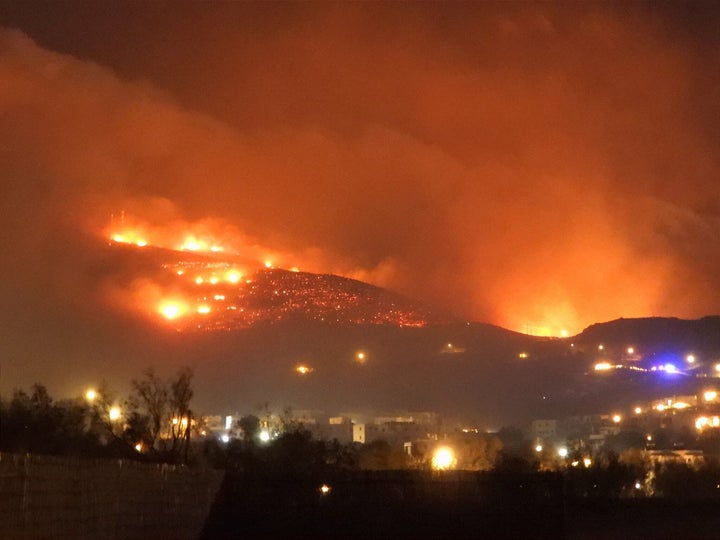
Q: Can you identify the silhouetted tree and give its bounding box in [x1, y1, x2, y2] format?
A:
[238, 414, 260, 441]
[650, 428, 673, 450]
[698, 430, 720, 458]
[454, 433, 504, 470]
[324, 438, 358, 470]
[0, 385, 100, 456]
[358, 439, 409, 470]
[604, 430, 646, 454]
[654, 462, 699, 499]
[122, 410, 153, 450]
[497, 425, 530, 458]
[86, 381, 124, 442]
[494, 451, 537, 474]
[168, 367, 194, 463]
[130, 368, 168, 448]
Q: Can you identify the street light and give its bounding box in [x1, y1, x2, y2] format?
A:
[84, 389, 97, 402]
[295, 364, 313, 375]
[432, 447, 456, 470]
[109, 406, 122, 421]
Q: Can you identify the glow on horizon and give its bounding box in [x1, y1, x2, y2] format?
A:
[518, 324, 574, 338]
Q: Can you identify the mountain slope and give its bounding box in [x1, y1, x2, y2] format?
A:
[102, 243, 720, 426]
[104, 242, 448, 329]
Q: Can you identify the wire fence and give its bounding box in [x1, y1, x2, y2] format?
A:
[0, 453, 223, 540]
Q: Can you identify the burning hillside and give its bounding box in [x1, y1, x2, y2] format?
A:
[105, 216, 436, 330]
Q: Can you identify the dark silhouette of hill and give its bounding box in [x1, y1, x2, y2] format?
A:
[188, 316, 720, 427]
[575, 316, 720, 354]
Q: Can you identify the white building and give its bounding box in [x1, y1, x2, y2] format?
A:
[531, 419, 557, 442]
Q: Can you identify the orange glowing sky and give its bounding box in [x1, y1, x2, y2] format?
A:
[1, 2, 720, 341]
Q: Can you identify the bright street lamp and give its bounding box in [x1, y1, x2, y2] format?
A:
[109, 406, 122, 421]
[432, 447, 456, 470]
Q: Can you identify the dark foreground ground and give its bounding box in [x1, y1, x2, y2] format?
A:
[200, 471, 720, 540]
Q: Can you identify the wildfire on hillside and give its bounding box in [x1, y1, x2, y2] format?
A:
[105, 215, 430, 331]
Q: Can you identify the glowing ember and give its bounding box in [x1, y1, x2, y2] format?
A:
[110, 229, 149, 247]
[594, 362, 613, 371]
[225, 270, 241, 283]
[181, 236, 202, 251]
[159, 301, 185, 320]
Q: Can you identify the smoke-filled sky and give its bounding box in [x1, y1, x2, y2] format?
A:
[1, 2, 719, 396]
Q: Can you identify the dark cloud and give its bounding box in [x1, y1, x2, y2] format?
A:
[0, 3, 719, 397]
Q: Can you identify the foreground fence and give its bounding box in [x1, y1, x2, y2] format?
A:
[0, 453, 223, 540]
[201, 469, 566, 539]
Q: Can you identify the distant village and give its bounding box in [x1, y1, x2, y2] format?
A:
[195, 340, 720, 482]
